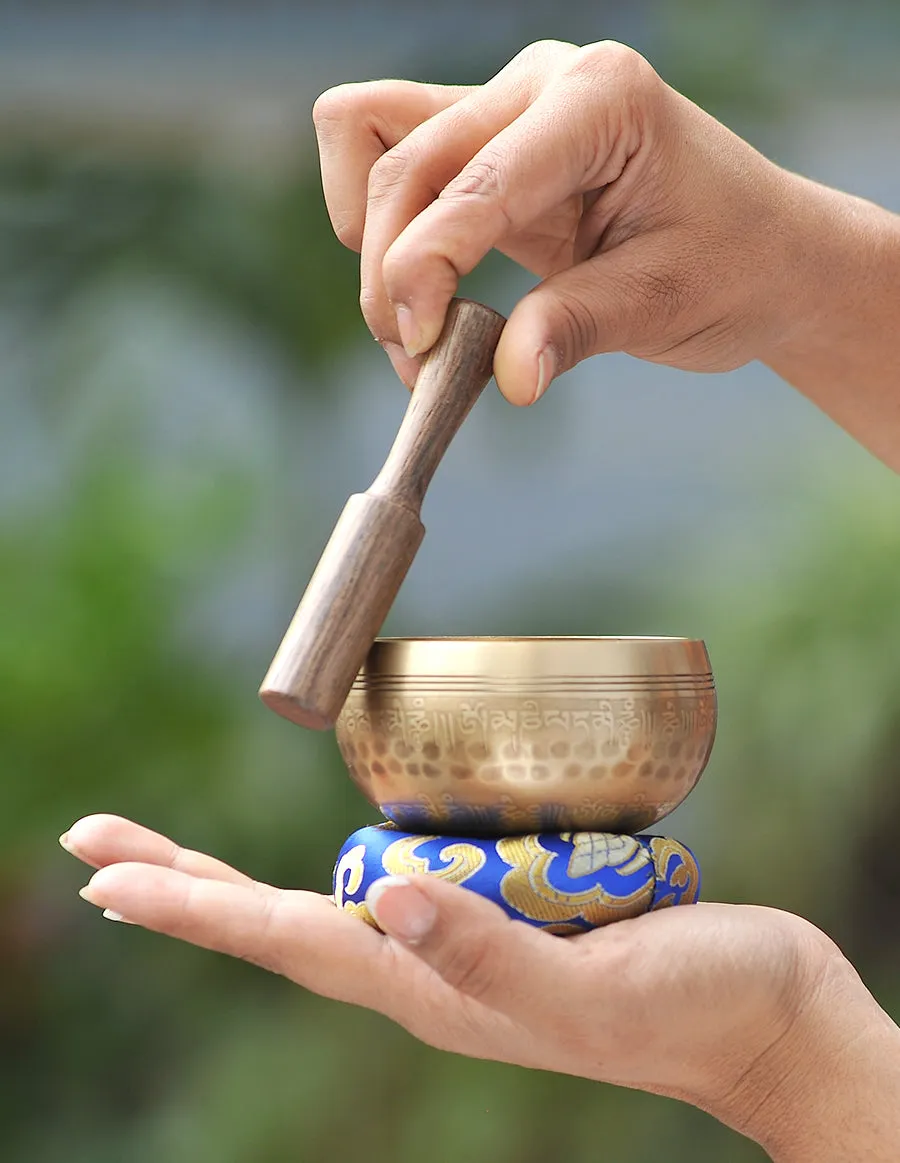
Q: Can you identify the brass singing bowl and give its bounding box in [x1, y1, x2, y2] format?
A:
[335, 637, 716, 836]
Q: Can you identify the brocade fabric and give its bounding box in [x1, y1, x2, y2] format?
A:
[334, 824, 700, 935]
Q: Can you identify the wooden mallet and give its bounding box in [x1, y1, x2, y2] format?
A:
[259, 298, 506, 730]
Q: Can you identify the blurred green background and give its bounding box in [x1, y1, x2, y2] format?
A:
[2, 1, 900, 1160]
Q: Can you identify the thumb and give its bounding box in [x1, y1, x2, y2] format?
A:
[366, 874, 567, 1009]
[494, 238, 684, 405]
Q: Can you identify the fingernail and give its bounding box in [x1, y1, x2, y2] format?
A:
[102, 909, 135, 924]
[395, 304, 424, 359]
[78, 884, 98, 906]
[534, 345, 557, 403]
[367, 875, 437, 944]
[60, 826, 86, 859]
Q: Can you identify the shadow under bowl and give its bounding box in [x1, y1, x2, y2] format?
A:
[335, 637, 716, 836]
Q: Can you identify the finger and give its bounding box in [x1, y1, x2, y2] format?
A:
[381, 70, 641, 358]
[495, 232, 693, 405]
[359, 99, 511, 348]
[79, 862, 392, 1006]
[61, 815, 255, 888]
[366, 874, 571, 1016]
[313, 80, 471, 253]
[372, 42, 655, 361]
[359, 41, 576, 348]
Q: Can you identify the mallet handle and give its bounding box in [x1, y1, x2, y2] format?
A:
[259, 299, 506, 730]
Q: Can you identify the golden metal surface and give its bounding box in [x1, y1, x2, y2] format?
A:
[335, 637, 716, 836]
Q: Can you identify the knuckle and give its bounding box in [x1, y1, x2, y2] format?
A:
[443, 154, 503, 203]
[569, 40, 652, 86]
[441, 153, 514, 234]
[515, 38, 577, 68]
[367, 146, 412, 201]
[553, 290, 600, 362]
[312, 81, 373, 129]
[245, 890, 285, 974]
[164, 840, 186, 871]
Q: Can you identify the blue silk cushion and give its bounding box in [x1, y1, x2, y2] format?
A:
[334, 823, 700, 935]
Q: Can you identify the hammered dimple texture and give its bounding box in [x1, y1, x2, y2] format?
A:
[335, 639, 716, 837]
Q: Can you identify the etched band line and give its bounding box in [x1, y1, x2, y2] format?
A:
[351, 679, 716, 693]
[356, 672, 713, 682]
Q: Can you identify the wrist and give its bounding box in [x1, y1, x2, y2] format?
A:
[724, 937, 900, 1160]
[762, 173, 891, 355]
[753, 168, 900, 468]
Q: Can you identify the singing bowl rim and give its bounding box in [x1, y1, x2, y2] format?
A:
[353, 636, 713, 683]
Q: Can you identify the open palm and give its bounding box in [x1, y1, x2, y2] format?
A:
[63, 813, 835, 1140]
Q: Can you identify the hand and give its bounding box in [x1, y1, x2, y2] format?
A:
[61, 814, 900, 1158]
[312, 39, 808, 403]
[313, 40, 900, 471]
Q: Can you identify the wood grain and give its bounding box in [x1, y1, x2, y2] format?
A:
[259, 299, 506, 731]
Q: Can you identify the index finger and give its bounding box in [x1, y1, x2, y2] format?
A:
[381, 45, 655, 357]
[313, 79, 471, 254]
[62, 814, 256, 886]
[80, 861, 391, 1007]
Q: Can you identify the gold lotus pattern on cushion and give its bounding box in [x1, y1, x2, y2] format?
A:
[334, 824, 700, 935]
